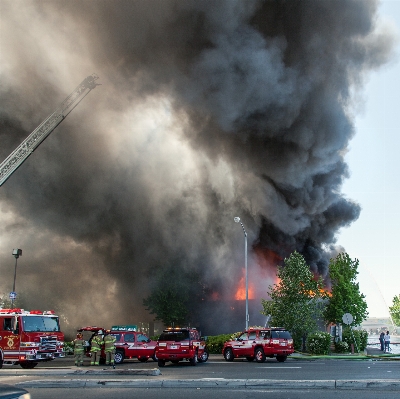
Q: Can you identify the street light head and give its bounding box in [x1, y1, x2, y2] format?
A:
[12, 249, 22, 258]
[234, 217, 240, 223]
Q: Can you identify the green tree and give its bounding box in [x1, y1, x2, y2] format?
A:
[324, 253, 368, 327]
[261, 251, 328, 350]
[143, 265, 209, 327]
[389, 295, 400, 326]
[0, 292, 26, 309]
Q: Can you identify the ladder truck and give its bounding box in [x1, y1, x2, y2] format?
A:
[0, 74, 100, 187]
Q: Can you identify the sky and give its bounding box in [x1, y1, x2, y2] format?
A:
[337, 0, 400, 319]
[0, 0, 399, 334]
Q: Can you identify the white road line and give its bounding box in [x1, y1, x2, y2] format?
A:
[256, 366, 301, 370]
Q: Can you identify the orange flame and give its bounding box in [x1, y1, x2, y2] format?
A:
[235, 274, 255, 300]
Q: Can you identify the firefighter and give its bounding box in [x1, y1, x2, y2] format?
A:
[104, 329, 117, 368]
[72, 333, 85, 366]
[90, 330, 104, 366]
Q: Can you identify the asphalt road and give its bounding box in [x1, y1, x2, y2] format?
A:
[24, 353, 399, 380]
[23, 387, 400, 399]
[0, 354, 399, 398]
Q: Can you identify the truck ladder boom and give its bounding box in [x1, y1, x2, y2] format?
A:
[0, 74, 100, 187]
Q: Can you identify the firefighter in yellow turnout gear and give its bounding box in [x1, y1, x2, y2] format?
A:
[72, 333, 85, 366]
[90, 330, 104, 366]
[104, 329, 116, 367]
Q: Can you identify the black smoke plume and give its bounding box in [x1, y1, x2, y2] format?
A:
[0, 0, 394, 335]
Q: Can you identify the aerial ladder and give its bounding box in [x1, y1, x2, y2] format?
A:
[0, 74, 100, 187]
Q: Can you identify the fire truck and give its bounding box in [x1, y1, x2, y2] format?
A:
[0, 74, 100, 187]
[0, 308, 65, 369]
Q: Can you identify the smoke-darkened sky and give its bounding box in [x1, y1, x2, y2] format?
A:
[0, 0, 395, 333]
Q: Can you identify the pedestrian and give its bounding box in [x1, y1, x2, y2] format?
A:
[90, 330, 104, 366]
[384, 331, 391, 353]
[72, 332, 85, 366]
[379, 332, 385, 351]
[104, 329, 117, 368]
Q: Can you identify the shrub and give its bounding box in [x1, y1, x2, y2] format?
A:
[342, 328, 368, 352]
[205, 334, 235, 354]
[63, 342, 74, 355]
[306, 332, 331, 355]
[334, 340, 349, 353]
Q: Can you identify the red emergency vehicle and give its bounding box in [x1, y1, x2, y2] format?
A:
[0, 308, 64, 369]
[222, 327, 294, 363]
[78, 325, 157, 364]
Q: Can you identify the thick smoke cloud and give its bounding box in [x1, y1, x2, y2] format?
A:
[0, 0, 394, 334]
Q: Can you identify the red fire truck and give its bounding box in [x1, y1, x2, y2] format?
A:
[0, 308, 65, 369]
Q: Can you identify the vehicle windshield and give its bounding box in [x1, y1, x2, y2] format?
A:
[22, 316, 60, 332]
[159, 331, 189, 342]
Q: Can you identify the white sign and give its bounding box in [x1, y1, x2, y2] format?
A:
[342, 313, 353, 325]
[9, 291, 17, 300]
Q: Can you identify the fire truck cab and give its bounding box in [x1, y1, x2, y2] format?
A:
[0, 308, 64, 369]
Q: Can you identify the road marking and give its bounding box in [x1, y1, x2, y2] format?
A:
[256, 366, 302, 369]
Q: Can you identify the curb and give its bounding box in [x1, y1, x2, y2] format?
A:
[0, 368, 160, 376]
[17, 378, 400, 390]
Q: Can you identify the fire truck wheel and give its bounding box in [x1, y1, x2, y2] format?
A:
[255, 348, 266, 363]
[114, 350, 125, 364]
[20, 362, 38, 369]
[138, 357, 148, 362]
[223, 347, 234, 362]
[189, 351, 198, 366]
[197, 349, 209, 363]
[276, 355, 287, 362]
[246, 356, 255, 362]
[158, 359, 165, 367]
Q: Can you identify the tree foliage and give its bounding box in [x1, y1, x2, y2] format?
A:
[0, 292, 26, 309]
[324, 253, 368, 327]
[143, 264, 208, 327]
[389, 295, 400, 326]
[261, 251, 328, 349]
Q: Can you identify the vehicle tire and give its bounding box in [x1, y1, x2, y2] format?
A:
[255, 348, 266, 363]
[197, 349, 209, 363]
[152, 354, 158, 362]
[189, 351, 198, 366]
[138, 357, 148, 362]
[20, 362, 38, 369]
[276, 355, 287, 362]
[158, 359, 165, 367]
[224, 347, 234, 362]
[114, 350, 125, 364]
[246, 356, 254, 362]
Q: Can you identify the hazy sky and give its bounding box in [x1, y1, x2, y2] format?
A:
[338, 0, 400, 319]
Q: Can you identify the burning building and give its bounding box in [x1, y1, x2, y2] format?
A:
[0, 0, 394, 336]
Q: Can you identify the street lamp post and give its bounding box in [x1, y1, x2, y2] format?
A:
[234, 217, 248, 330]
[11, 249, 22, 308]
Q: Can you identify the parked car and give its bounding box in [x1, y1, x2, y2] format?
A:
[155, 327, 208, 367]
[77, 325, 157, 364]
[222, 327, 294, 363]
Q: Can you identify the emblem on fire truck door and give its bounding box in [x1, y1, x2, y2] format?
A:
[6, 336, 16, 348]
